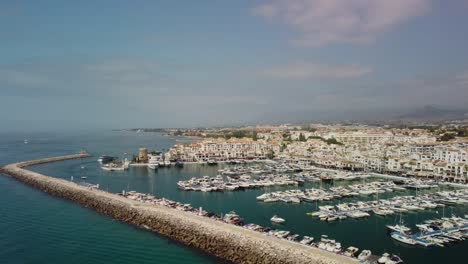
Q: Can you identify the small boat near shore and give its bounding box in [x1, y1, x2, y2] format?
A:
[102, 159, 130, 171]
[357, 249, 371, 261]
[271, 215, 285, 223]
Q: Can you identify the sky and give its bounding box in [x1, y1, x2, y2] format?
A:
[1, 0, 468, 131]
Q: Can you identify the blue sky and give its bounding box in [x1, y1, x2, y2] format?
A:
[1, 0, 468, 130]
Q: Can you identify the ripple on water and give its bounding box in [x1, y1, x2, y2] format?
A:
[0, 175, 218, 264]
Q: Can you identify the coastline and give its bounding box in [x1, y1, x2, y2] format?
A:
[1, 153, 357, 264]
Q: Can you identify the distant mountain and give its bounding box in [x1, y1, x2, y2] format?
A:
[397, 105, 468, 121]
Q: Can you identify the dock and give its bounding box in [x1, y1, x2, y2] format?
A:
[1, 154, 358, 264]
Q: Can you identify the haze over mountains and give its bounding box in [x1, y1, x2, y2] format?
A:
[397, 105, 468, 122]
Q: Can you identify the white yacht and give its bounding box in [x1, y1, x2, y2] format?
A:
[148, 154, 160, 170]
[391, 232, 417, 245]
[299, 236, 314, 245]
[357, 250, 371, 261]
[378, 253, 390, 264]
[270, 215, 285, 223]
[344, 246, 359, 257]
[102, 159, 130, 171]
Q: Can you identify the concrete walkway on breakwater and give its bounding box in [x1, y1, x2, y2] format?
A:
[1, 154, 358, 264]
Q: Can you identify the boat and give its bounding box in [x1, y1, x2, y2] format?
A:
[378, 253, 390, 264]
[175, 159, 184, 168]
[271, 215, 285, 223]
[223, 211, 244, 225]
[79, 160, 87, 179]
[387, 213, 411, 234]
[148, 155, 160, 170]
[387, 224, 411, 234]
[299, 236, 314, 245]
[23, 139, 28, 144]
[320, 175, 334, 183]
[357, 250, 371, 261]
[391, 232, 417, 245]
[386, 254, 404, 264]
[207, 159, 218, 165]
[344, 246, 359, 257]
[101, 159, 130, 171]
[164, 160, 171, 167]
[97, 155, 114, 164]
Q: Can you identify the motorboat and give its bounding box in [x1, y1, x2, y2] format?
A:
[299, 236, 314, 245]
[386, 254, 404, 264]
[102, 159, 130, 171]
[97, 155, 114, 164]
[271, 215, 285, 223]
[207, 159, 218, 165]
[344, 246, 359, 257]
[391, 232, 417, 245]
[357, 250, 371, 261]
[148, 154, 161, 170]
[378, 253, 390, 264]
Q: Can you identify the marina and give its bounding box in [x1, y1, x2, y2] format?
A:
[390, 215, 468, 247]
[177, 174, 300, 192]
[4, 130, 467, 264]
[121, 190, 404, 263]
[1, 155, 361, 264]
[257, 180, 408, 204]
[308, 189, 468, 222]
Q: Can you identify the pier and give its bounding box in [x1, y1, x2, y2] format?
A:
[1, 154, 358, 264]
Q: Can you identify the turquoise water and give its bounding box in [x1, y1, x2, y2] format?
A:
[1, 130, 467, 263]
[0, 131, 219, 264]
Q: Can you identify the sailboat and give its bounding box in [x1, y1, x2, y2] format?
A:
[386, 212, 411, 234]
[80, 158, 87, 179]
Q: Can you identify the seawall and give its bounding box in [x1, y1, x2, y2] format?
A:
[1, 154, 357, 264]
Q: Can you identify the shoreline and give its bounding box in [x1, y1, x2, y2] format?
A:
[1, 153, 357, 264]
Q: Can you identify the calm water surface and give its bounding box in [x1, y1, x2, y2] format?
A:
[1, 130, 467, 264]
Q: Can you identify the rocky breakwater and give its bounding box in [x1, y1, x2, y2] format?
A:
[1, 154, 357, 264]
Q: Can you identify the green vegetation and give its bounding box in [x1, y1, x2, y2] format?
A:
[302, 135, 343, 145]
[298, 133, 307, 142]
[439, 133, 456, 141]
[308, 136, 324, 140]
[325, 138, 344, 145]
[252, 131, 258, 141]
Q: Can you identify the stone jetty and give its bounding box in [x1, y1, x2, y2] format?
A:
[1, 154, 357, 264]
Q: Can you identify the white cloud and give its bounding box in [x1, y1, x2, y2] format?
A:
[252, 0, 431, 47]
[262, 61, 372, 79]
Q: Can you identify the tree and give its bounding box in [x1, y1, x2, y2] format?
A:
[252, 131, 258, 141]
[325, 138, 344, 145]
[231, 130, 247, 138]
[299, 133, 306, 142]
[439, 133, 455, 141]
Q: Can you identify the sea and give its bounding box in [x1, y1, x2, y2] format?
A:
[0, 130, 466, 264]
